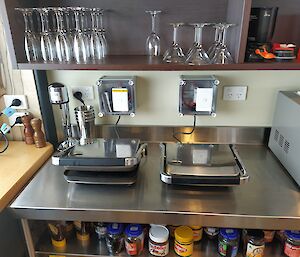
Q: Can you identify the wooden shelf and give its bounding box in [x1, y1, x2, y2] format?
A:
[17, 56, 300, 71]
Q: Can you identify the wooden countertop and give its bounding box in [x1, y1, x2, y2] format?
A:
[0, 141, 53, 211]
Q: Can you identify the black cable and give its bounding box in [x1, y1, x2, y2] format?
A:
[114, 115, 121, 139]
[172, 115, 197, 144]
[0, 130, 9, 153]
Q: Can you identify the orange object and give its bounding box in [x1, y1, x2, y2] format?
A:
[255, 47, 276, 59]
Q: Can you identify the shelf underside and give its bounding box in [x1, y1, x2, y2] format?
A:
[36, 232, 285, 257]
[17, 56, 300, 71]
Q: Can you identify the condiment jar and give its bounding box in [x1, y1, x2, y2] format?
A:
[218, 228, 239, 257]
[174, 226, 194, 257]
[204, 227, 220, 239]
[73, 221, 91, 242]
[263, 230, 275, 243]
[190, 226, 203, 242]
[47, 221, 66, 248]
[149, 225, 169, 256]
[106, 223, 124, 255]
[244, 229, 265, 257]
[125, 224, 144, 256]
[284, 230, 300, 257]
[95, 222, 107, 240]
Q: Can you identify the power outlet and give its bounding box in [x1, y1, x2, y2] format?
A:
[71, 86, 94, 100]
[8, 111, 29, 126]
[3, 95, 29, 109]
[223, 86, 248, 101]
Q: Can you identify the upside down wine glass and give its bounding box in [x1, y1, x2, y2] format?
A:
[35, 8, 57, 62]
[72, 7, 88, 63]
[52, 7, 72, 62]
[185, 23, 210, 65]
[90, 8, 103, 61]
[163, 23, 185, 63]
[145, 10, 161, 56]
[15, 8, 39, 62]
[210, 23, 235, 64]
[207, 24, 221, 59]
[96, 9, 108, 58]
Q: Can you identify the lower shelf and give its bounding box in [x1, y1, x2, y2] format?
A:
[35, 231, 285, 257]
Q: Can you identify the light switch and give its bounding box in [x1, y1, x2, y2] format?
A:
[195, 88, 213, 112]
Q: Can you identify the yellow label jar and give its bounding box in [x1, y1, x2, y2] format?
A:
[190, 226, 203, 242]
[174, 226, 194, 257]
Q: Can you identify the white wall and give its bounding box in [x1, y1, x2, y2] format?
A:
[47, 70, 300, 128]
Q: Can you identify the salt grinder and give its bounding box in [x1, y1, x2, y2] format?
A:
[31, 118, 46, 148]
[21, 114, 34, 145]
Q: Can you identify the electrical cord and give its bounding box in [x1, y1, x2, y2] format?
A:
[114, 115, 121, 139]
[0, 129, 9, 154]
[172, 115, 197, 144]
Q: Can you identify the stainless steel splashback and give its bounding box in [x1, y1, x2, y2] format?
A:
[93, 126, 266, 145]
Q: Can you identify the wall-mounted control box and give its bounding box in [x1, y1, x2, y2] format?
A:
[179, 75, 219, 116]
[97, 76, 136, 117]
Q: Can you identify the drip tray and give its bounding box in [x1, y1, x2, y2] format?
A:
[160, 143, 249, 186]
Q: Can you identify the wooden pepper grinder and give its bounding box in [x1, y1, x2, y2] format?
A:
[30, 118, 46, 148]
[21, 114, 34, 145]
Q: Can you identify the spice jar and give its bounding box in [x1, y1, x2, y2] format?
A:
[174, 226, 194, 257]
[47, 221, 66, 248]
[190, 226, 203, 242]
[73, 221, 91, 242]
[284, 230, 300, 257]
[204, 227, 220, 239]
[244, 229, 265, 257]
[95, 222, 107, 240]
[106, 223, 124, 255]
[263, 230, 275, 243]
[218, 228, 239, 257]
[125, 224, 144, 256]
[149, 225, 169, 256]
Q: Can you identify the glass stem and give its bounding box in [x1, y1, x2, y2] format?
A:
[151, 13, 156, 34]
[40, 12, 50, 33]
[99, 12, 104, 31]
[55, 12, 63, 32]
[196, 27, 202, 45]
[23, 13, 30, 32]
[91, 12, 97, 30]
[214, 27, 220, 42]
[173, 26, 178, 45]
[222, 28, 227, 45]
[74, 11, 81, 32]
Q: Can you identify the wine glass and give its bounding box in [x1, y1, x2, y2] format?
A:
[52, 7, 72, 63]
[145, 10, 161, 56]
[89, 8, 103, 61]
[15, 8, 40, 62]
[210, 23, 235, 64]
[34, 8, 57, 62]
[80, 7, 91, 60]
[163, 23, 185, 63]
[72, 7, 88, 63]
[96, 9, 108, 58]
[207, 24, 222, 59]
[185, 23, 210, 65]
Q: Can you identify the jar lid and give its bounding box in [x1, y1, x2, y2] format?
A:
[220, 229, 239, 240]
[175, 226, 193, 243]
[125, 224, 143, 237]
[285, 230, 300, 240]
[149, 225, 169, 243]
[107, 223, 123, 235]
[190, 226, 202, 230]
[246, 229, 264, 239]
